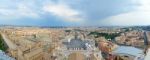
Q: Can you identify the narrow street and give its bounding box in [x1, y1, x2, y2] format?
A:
[144, 31, 149, 46]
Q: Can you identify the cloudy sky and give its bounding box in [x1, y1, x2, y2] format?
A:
[0, 0, 150, 26]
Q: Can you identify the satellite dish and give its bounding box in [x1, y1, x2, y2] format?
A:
[68, 38, 71, 42]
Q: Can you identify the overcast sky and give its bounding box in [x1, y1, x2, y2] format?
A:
[0, 0, 150, 26]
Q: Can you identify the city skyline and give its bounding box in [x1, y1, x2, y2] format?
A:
[0, 0, 150, 26]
